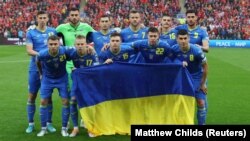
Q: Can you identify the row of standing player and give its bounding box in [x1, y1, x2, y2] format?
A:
[25, 7, 209, 137]
[25, 8, 93, 137]
[90, 8, 209, 127]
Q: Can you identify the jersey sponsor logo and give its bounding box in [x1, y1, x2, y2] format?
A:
[67, 29, 75, 32]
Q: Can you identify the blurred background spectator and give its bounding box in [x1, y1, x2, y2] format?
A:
[0, 0, 249, 39]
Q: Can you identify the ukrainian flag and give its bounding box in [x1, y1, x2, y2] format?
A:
[72, 62, 195, 136]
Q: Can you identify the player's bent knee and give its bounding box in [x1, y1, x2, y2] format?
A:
[28, 94, 37, 101]
[62, 98, 69, 105]
[70, 99, 77, 105]
[27, 99, 35, 104]
[48, 97, 53, 104]
[40, 99, 49, 106]
[197, 99, 205, 107]
[71, 96, 76, 101]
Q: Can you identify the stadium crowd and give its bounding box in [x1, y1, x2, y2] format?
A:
[83, 0, 180, 29]
[0, 0, 249, 39]
[0, 0, 79, 38]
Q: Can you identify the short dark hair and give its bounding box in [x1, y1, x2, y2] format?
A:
[162, 13, 173, 21]
[110, 32, 122, 39]
[100, 14, 110, 20]
[129, 9, 140, 17]
[176, 29, 189, 36]
[147, 27, 159, 33]
[69, 7, 79, 12]
[162, 13, 171, 18]
[37, 10, 47, 16]
[75, 34, 86, 39]
[186, 9, 197, 15]
[48, 35, 60, 41]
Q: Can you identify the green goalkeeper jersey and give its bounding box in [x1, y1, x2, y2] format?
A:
[56, 22, 94, 67]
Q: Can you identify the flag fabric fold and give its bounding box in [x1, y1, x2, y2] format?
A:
[72, 62, 195, 136]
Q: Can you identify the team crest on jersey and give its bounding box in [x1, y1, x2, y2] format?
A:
[189, 54, 194, 61]
[54, 63, 59, 68]
[53, 58, 58, 61]
[48, 32, 54, 36]
[149, 54, 154, 59]
[183, 54, 188, 58]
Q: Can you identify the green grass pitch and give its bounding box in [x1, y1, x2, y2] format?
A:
[0, 45, 249, 141]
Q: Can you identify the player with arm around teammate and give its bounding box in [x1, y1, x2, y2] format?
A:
[36, 35, 70, 137]
[65, 34, 99, 137]
[99, 32, 135, 64]
[175, 9, 210, 123]
[119, 9, 148, 63]
[101, 27, 174, 64]
[56, 7, 94, 93]
[56, 7, 95, 131]
[131, 27, 174, 63]
[87, 14, 116, 55]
